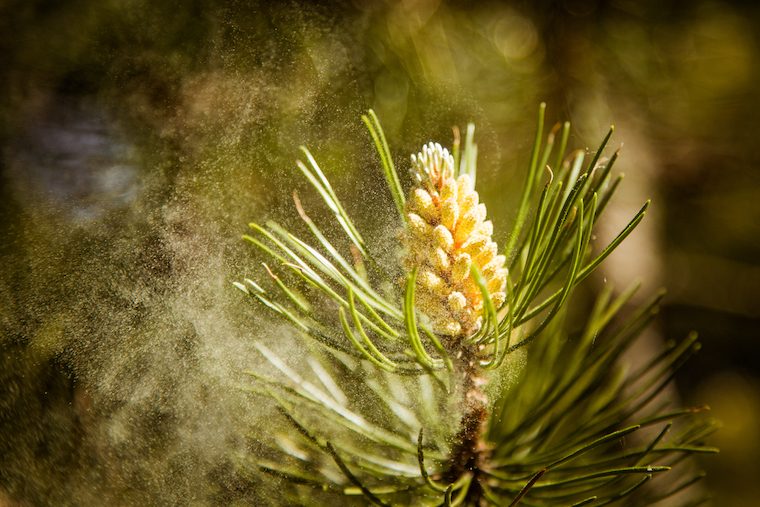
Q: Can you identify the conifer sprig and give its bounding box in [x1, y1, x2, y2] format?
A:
[236, 107, 716, 506]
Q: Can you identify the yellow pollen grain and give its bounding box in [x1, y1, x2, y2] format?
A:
[407, 213, 430, 237]
[434, 248, 451, 272]
[458, 191, 477, 212]
[482, 256, 506, 280]
[419, 269, 448, 296]
[454, 212, 478, 244]
[451, 253, 472, 283]
[440, 321, 462, 336]
[473, 242, 497, 266]
[440, 198, 459, 230]
[412, 188, 437, 223]
[448, 291, 467, 312]
[487, 270, 507, 293]
[433, 225, 454, 252]
[491, 292, 506, 308]
[441, 178, 458, 201]
[479, 220, 493, 237]
[462, 236, 488, 256]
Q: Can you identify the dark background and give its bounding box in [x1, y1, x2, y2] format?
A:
[1, 1, 758, 505]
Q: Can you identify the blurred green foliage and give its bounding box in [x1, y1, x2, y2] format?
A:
[1, 0, 758, 505]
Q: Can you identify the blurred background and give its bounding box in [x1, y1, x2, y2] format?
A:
[1, 0, 758, 505]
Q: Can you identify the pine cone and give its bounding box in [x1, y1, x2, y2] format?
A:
[403, 142, 506, 339]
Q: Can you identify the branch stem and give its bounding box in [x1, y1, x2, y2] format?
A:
[446, 347, 490, 505]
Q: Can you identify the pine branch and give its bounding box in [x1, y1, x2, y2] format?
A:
[236, 106, 717, 505]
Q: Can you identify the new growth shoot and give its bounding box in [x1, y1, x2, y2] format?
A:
[236, 106, 716, 506]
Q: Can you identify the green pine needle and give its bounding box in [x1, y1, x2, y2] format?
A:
[236, 107, 716, 506]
